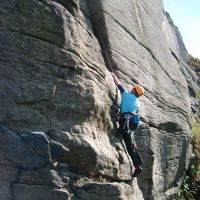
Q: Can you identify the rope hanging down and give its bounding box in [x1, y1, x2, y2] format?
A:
[104, 47, 114, 73]
[97, 32, 114, 73]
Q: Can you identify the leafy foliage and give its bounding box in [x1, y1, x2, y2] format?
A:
[188, 54, 200, 77]
[197, 89, 200, 101]
[176, 119, 200, 200]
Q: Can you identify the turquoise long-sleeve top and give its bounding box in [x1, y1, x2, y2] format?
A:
[117, 84, 140, 113]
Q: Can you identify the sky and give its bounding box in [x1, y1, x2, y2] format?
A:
[163, 0, 200, 59]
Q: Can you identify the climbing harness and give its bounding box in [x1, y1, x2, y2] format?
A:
[119, 112, 140, 131]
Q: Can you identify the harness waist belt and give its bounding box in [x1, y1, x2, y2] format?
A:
[120, 112, 136, 116]
[119, 112, 137, 120]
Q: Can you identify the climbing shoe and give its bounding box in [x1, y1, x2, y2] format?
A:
[132, 166, 143, 177]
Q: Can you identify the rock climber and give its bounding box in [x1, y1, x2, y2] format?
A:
[111, 73, 144, 177]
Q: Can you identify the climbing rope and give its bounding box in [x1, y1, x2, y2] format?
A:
[97, 31, 115, 73]
[104, 47, 114, 73]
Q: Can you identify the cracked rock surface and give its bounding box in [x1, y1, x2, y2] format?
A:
[0, 0, 199, 199]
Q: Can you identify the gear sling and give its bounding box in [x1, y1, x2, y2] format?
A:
[119, 113, 143, 167]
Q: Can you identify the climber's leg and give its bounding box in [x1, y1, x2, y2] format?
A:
[122, 130, 143, 167]
[119, 116, 143, 177]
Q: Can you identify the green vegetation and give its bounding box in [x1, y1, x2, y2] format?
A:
[189, 54, 200, 77]
[176, 119, 200, 200]
[189, 54, 200, 68]
[197, 89, 200, 101]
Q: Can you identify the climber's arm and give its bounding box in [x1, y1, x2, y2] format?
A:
[117, 84, 124, 94]
[111, 73, 124, 94]
[111, 73, 120, 85]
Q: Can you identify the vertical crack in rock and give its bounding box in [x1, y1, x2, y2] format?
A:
[170, 49, 180, 64]
[81, 1, 115, 72]
[10, 168, 22, 200]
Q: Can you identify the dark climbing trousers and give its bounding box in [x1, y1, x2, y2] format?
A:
[119, 114, 143, 167]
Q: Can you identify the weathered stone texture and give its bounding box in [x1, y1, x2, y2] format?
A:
[0, 0, 199, 200]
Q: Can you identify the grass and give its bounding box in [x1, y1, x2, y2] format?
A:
[197, 89, 200, 103]
[176, 119, 200, 200]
